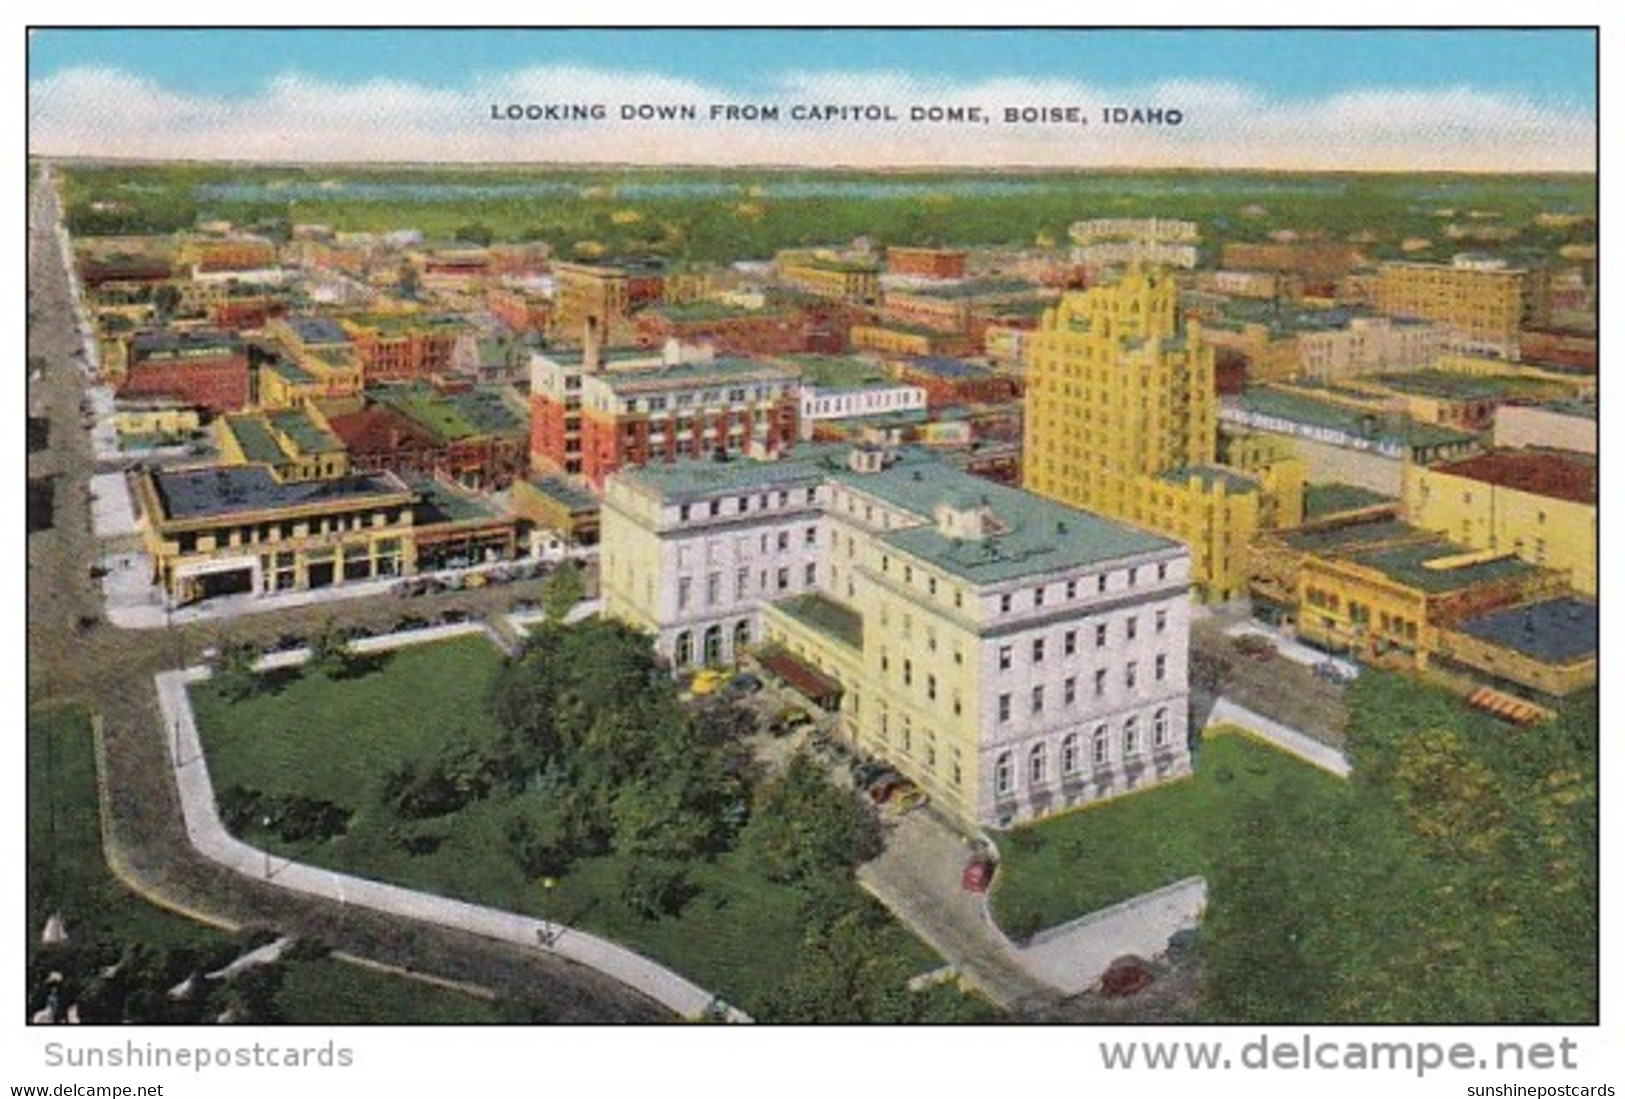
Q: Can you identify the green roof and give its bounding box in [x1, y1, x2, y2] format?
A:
[1366, 370, 1569, 402]
[223, 415, 287, 465]
[1159, 464, 1261, 494]
[773, 593, 864, 650]
[600, 357, 800, 395]
[1281, 518, 1428, 555]
[647, 301, 788, 323]
[616, 450, 831, 500]
[264, 359, 315, 386]
[525, 474, 598, 512]
[888, 278, 1038, 301]
[1232, 387, 1477, 451]
[267, 409, 344, 455]
[1303, 482, 1396, 519]
[371, 384, 525, 443]
[410, 478, 505, 525]
[347, 311, 468, 336]
[790, 356, 896, 390]
[1352, 543, 1537, 594]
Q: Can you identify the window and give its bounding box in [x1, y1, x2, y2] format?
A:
[705, 572, 720, 606]
[677, 576, 691, 610]
[1034, 586, 1046, 607]
[1155, 654, 1167, 681]
[928, 577, 938, 596]
[1000, 593, 1013, 614]
[709, 499, 721, 517]
[777, 531, 790, 551]
[679, 504, 691, 522]
[1157, 562, 1168, 581]
[1028, 744, 1047, 786]
[1124, 717, 1140, 757]
[901, 718, 912, 753]
[803, 562, 816, 587]
[904, 565, 913, 584]
[995, 752, 1013, 796]
[1066, 579, 1078, 600]
[776, 567, 789, 591]
[1031, 685, 1044, 714]
[1153, 708, 1170, 747]
[806, 486, 817, 504]
[1059, 734, 1085, 777]
[1126, 617, 1138, 641]
[998, 693, 1011, 722]
[952, 692, 962, 716]
[1095, 623, 1108, 648]
[1092, 725, 1109, 765]
[737, 495, 749, 513]
[1098, 574, 1108, 593]
[1128, 567, 1138, 586]
[951, 756, 962, 787]
[954, 589, 963, 609]
[1126, 662, 1138, 689]
[1032, 638, 1046, 663]
[735, 568, 749, 599]
[1094, 668, 1107, 696]
[1064, 676, 1077, 705]
[903, 660, 913, 687]
[927, 674, 937, 701]
[999, 645, 1013, 671]
[805, 525, 817, 546]
[1156, 608, 1168, 633]
[1064, 630, 1078, 656]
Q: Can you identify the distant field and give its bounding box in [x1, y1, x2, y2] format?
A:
[53, 162, 1596, 266]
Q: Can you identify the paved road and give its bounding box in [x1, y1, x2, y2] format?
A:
[27, 166, 667, 1023]
[155, 655, 748, 1022]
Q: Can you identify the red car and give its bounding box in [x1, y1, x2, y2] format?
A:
[961, 857, 996, 893]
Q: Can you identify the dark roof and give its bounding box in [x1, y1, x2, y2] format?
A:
[1455, 598, 1598, 664]
[282, 315, 351, 345]
[130, 329, 242, 356]
[153, 465, 409, 521]
[899, 356, 991, 380]
[757, 646, 845, 702]
[1430, 451, 1596, 505]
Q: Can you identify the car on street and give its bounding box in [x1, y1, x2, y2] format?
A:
[1313, 660, 1357, 685]
[689, 668, 728, 696]
[962, 856, 996, 894]
[723, 672, 763, 697]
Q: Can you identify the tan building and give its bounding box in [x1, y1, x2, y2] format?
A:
[1376, 255, 1526, 358]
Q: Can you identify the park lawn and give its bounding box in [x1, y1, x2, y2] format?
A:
[273, 958, 504, 1025]
[990, 729, 1351, 935]
[190, 635, 950, 1017]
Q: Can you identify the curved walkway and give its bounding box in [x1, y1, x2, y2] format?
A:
[153, 633, 749, 1023]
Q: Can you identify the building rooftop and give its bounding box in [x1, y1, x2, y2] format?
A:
[372, 384, 527, 443]
[153, 465, 409, 522]
[645, 301, 788, 323]
[781, 253, 880, 273]
[773, 592, 864, 650]
[345, 312, 469, 337]
[1303, 482, 1397, 520]
[1351, 543, 1537, 594]
[1281, 517, 1432, 555]
[1230, 387, 1477, 451]
[616, 450, 830, 500]
[324, 405, 438, 455]
[410, 477, 507, 525]
[525, 473, 600, 512]
[790, 356, 897, 391]
[1159, 464, 1261, 494]
[1454, 597, 1598, 665]
[1530, 398, 1598, 421]
[898, 356, 992, 381]
[1428, 450, 1596, 505]
[888, 278, 1038, 301]
[130, 329, 242, 357]
[1365, 370, 1569, 402]
[221, 415, 286, 466]
[598, 357, 801, 395]
[281, 315, 351, 346]
[267, 408, 344, 455]
[264, 359, 316, 386]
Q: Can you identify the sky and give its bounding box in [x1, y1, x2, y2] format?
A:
[25, 28, 1597, 170]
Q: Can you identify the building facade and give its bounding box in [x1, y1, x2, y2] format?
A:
[118, 328, 251, 415]
[1375, 256, 1527, 359]
[601, 445, 1192, 829]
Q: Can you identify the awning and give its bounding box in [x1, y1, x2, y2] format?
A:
[1465, 686, 1550, 726]
[756, 646, 845, 705]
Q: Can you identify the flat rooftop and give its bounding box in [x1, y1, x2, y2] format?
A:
[1160, 464, 1261, 494]
[267, 408, 344, 455]
[1230, 387, 1476, 451]
[1429, 451, 1596, 506]
[281, 315, 350, 345]
[1351, 543, 1537, 594]
[773, 592, 864, 650]
[1454, 597, 1598, 665]
[410, 478, 507, 525]
[130, 329, 242, 356]
[525, 474, 600, 512]
[1303, 482, 1397, 520]
[599, 357, 801, 395]
[264, 359, 316, 386]
[898, 356, 992, 381]
[790, 356, 897, 390]
[646, 301, 788, 323]
[221, 415, 286, 465]
[888, 278, 1038, 301]
[373, 384, 527, 442]
[1366, 370, 1569, 402]
[153, 465, 409, 522]
[1281, 517, 1432, 555]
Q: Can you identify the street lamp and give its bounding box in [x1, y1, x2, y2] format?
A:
[261, 816, 273, 880]
[536, 876, 559, 948]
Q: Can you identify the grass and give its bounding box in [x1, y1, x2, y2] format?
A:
[990, 729, 1349, 934]
[189, 635, 951, 1016]
[26, 702, 501, 1024]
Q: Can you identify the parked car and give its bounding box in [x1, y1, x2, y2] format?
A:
[1232, 633, 1278, 662]
[851, 760, 892, 788]
[886, 785, 928, 815]
[867, 774, 907, 805]
[268, 633, 306, 653]
[510, 598, 540, 614]
[690, 668, 728, 696]
[961, 857, 996, 894]
[395, 615, 429, 631]
[438, 608, 471, 624]
[724, 672, 764, 697]
[1313, 660, 1357, 685]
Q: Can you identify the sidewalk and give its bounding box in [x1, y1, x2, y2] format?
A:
[1205, 695, 1352, 778]
[153, 634, 748, 1023]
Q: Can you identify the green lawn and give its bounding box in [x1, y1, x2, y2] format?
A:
[190, 636, 953, 1016]
[26, 703, 501, 1024]
[990, 729, 1350, 936]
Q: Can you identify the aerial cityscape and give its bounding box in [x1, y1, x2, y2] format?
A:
[24, 28, 1598, 1031]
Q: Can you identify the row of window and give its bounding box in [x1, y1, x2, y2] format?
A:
[676, 486, 819, 523]
[677, 562, 819, 609]
[995, 656, 1170, 720]
[996, 609, 1169, 669]
[993, 709, 1175, 796]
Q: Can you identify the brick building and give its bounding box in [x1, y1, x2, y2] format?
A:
[118, 328, 251, 415]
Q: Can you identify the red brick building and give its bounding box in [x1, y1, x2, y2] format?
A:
[885, 246, 968, 281]
[635, 303, 810, 357]
[119, 329, 251, 414]
[1518, 326, 1597, 372]
[324, 404, 442, 481]
[893, 356, 1022, 409]
[487, 287, 552, 334]
[340, 314, 468, 383]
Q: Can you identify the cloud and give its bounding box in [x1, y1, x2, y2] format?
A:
[27, 63, 1596, 171]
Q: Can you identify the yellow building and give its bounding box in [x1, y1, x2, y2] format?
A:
[1024, 267, 1300, 602]
[215, 404, 350, 482]
[136, 463, 417, 605]
[1376, 256, 1526, 358]
[1403, 450, 1596, 595]
[774, 250, 881, 305]
[602, 444, 1193, 828]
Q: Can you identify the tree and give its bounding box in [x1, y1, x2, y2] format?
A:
[309, 619, 356, 680]
[212, 640, 261, 702]
[540, 561, 585, 622]
[620, 857, 694, 921]
[741, 754, 881, 884]
[454, 222, 495, 246]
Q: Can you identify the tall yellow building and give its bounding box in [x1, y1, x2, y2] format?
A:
[1025, 267, 1302, 602]
[1375, 256, 1526, 359]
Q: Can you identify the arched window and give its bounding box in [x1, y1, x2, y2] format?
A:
[1028, 743, 1047, 786]
[1124, 716, 1141, 757]
[675, 631, 693, 668]
[994, 752, 1013, 796]
[1061, 732, 1080, 776]
[702, 624, 723, 665]
[1092, 724, 1109, 766]
[734, 618, 751, 655]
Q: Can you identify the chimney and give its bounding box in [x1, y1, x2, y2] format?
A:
[583, 316, 603, 371]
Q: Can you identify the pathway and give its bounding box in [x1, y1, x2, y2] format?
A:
[1205, 695, 1352, 777]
